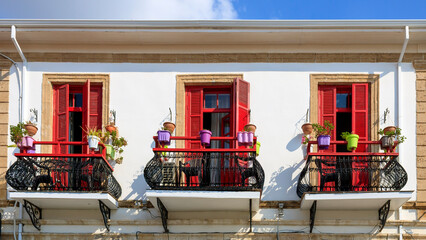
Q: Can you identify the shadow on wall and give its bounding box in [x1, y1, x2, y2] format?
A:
[262, 160, 305, 201]
[123, 165, 149, 201]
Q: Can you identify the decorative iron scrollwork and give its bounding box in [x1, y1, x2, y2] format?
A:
[99, 200, 111, 232]
[23, 200, 42, 231]
[144, 152, 264, 191]
[157, 198, 169, 233]
[297, 155, 407, 197]
[378, 200, 391, 232]
[309, 200, 317, 233]
[6, 156, 121, 199]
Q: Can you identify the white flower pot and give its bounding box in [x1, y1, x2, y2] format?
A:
[88, 135, 100, 149]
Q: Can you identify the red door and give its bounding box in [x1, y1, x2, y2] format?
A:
[185, 77, 250, 187]
[318, 84, 369, 191]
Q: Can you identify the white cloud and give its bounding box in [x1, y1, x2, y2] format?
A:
[0, 0, 238, 20]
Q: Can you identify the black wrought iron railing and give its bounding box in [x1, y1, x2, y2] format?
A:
[6, 154, 121, 199]
[144, 151, 264, 191]
[297, 153, 407, 198]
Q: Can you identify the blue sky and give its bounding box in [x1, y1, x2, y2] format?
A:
[0, 0, 425, 20]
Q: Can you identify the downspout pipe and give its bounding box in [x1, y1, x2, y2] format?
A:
[11, 25, 26, 122]
[397, 25, 409, 240]
[10, 25, 26, 240]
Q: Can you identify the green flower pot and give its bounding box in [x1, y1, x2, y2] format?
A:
[346, 134, 359, 151]
[106, 144, 115, 160]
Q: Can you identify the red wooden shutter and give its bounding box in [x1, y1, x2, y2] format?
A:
[352, 83, 369, 191]
[233, 77, 250, 135]
[89, 86, 103, 129]
[352, 83, 369, 151]
[185, 87, 203, 149]
[318, 86, 336, 152]
[82, 79, 91, 129]
[56, 84, 69, 154]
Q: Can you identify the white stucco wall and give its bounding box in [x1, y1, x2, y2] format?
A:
[7, 62, 417, 203]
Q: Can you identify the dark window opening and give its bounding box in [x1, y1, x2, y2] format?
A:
[336, 112, 352, 152]
[69, 112, 82, 154]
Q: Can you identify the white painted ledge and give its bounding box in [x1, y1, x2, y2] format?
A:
[9, 191, 118, 210]
[300, 191, 413, 210]
[146, 190, 261, 212]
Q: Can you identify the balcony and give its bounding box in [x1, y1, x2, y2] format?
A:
[6, 141, 122, 231]
[144, 136, 265, 232]
[297, 140, 412, 233]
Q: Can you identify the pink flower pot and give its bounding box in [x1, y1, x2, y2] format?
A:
[199, 130, 212, 146]
[18, 136, 35, 148]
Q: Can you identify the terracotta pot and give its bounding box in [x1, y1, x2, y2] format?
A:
[24, 124, 38, 136]
[163, 122, 176, 133]
[244, 124, 257, 133]
[301, 123, 313, 135]
[383, 126, 397, 135]
[105, 125, 117, 133]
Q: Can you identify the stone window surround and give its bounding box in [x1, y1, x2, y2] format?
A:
[41, 74, 110, 152]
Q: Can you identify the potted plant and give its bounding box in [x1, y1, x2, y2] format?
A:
[244, 124, 257, 134]
[105, 110, 117, 133]
[312, 121, 334, 150]
[199, 129, 212, 146]
[301, 123, 313, 135]
[112, 134, 128, 164]
[83, 126, 102, 149]
[378, 127, 406, 150]
[341, 132, 359, 151]
[162, 108, 176, 134]
[24, 121, 38, 136]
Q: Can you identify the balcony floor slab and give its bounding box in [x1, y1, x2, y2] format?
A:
[146, 190, 261, 212]
[300, 191, 413, 210]
[8, 191, 118, 210]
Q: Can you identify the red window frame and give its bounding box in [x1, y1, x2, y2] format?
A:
[52, 80, 103, 154]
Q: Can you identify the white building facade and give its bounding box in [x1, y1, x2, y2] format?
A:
[0, 20, 425, 239]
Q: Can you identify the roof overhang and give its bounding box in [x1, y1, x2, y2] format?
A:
[146, 190, 260, 212]
[9, 191, 118, 210]
[0, 20, 426, 53]
[300, 191, 413, 210]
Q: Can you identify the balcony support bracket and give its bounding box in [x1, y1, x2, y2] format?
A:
[23, 200, 42, 231]
[157, 198, 169, 233]
[99, 200, 111, 232]
[378, 200, 391, 232]
[309, 200, 317, 233]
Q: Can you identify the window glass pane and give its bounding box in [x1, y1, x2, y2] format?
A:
[69, 94, 73, 107]
[205, 94, 217, 108]
[218, 94, 230, 108]
[75, 93, 83, 108]
[336, 93, 350, 108]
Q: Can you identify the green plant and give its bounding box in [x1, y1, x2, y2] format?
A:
[102, 130, 127, 164]
[340, 131, 351, 140]
[10, 122, 28, 144]
[82, 126, 102, 138]
[378, 127, 406, 144]
[312, 121, 334, 138]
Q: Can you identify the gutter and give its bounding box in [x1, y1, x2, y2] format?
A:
[10, 25, 26, 122]
[396, 25, 409, 240]
[1, 19, 426, 29]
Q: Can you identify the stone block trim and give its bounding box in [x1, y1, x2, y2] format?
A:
[0, 52, 424, 64]
[0, 60, 11, 203]
[417, 68, 426, 203]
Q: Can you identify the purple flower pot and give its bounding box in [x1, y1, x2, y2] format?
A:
[238, 132, 254, 146]
[247, 132, 254, 146]
[199, 130, 212, 146]
[157, 130, 171, 146]
[317, 135, 331, 150]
